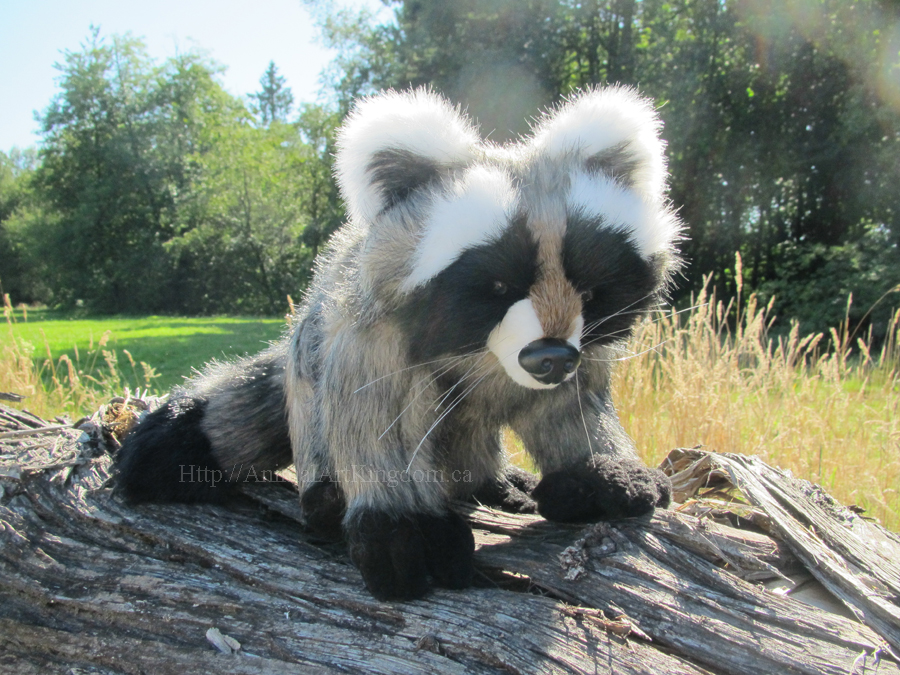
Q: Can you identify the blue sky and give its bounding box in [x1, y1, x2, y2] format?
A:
[0, 0, 386, 153]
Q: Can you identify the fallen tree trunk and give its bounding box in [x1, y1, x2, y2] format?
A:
[1, 402, 898, 674]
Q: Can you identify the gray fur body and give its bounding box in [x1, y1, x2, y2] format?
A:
[117, 87, 681, 599]
[201, 156, 658, 519]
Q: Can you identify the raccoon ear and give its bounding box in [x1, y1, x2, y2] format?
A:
[531, 86, 667, 204]
[335, 88, 481, 225]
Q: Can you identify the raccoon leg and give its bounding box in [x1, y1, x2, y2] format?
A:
[532, 455, 671, 522]
[511, 386, 671, 523]
[346, 509, 474, 601]
[300, 471, 474, 599]
[470, 465, 539, 514]
[115, 345, 293, 503]
[305, 329, 476, 600]
[435, 416, 538, 513]
[299, 477, 345, 540]
[340, 477, 476, 600]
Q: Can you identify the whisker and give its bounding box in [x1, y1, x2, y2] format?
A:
[580, 325, 640, 351]
[378, 357, 462, 441]
[405, 337, 527, 470]
[581, 300, 708, 339]
[377, 332, 518, 444]
[575, 371, 595, 457]
[580, 293, 661, 335]
[405, 355, 501, 472]
[434, 350, 490, 410]
[353, 342, 486, 393]
[582, 310, 652, 336]
[581, 338, 672, 362]
[430, 330, 520, 411]
[579, 300, 709, 352]
[378, 352, 476, 440]
[668, 301, 709, 317]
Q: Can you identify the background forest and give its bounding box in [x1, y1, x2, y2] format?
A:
[2, 0, 899, 338]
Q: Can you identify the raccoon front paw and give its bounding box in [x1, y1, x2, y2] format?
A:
[346, 509, 475, 601]
[471, 466, 539, 514]
[532, 456, 671, 523]
[419, 511, 476, 589]
[300, 478, 346, 540]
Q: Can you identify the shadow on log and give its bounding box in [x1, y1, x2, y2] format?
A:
[1, 401, 899, 674]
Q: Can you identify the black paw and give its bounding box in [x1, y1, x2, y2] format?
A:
[419, 511, 476, 589]
[346, 509, 474, 601]
[301, 478, 346, 540]
[471, 466, 539, 514]
[533, 455, 671, 523]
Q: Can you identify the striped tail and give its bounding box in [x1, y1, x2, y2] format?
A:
[115, 343, 293, 503]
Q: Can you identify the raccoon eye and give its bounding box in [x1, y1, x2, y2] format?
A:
[580, 289, 594, 303]
[492, 280, 508, 296]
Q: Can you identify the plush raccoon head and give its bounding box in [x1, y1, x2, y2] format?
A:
[335, 87, 681, 390]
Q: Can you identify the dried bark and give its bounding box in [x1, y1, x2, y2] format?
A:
[1, 404, 898, 675]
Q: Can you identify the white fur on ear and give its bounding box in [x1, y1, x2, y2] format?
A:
[401, 165, 516, 292]
[335, 88, 481, 225]
[530, 86, 667, 205]
[567, 170, 681, 257]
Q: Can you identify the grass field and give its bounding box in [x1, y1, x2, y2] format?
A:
[2, 301, 286, 414]
[3, 284, 899, 530]
[614, 277, 899, 531]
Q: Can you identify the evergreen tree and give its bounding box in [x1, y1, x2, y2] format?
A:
[252, 61, 294, 126]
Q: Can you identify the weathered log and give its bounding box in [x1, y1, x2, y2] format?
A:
[704, 450, 900, 652]
[1, 403, 898, 674]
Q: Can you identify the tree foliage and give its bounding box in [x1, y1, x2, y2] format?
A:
[2, 28, 342, 314]
[251, 61, 295, 125]
[0, 148, 43, 302]
[166, 109, 340, 315]
[2, 5, 899, 331]
[31, 29, 232, 311]
[312, 0, 900, 332]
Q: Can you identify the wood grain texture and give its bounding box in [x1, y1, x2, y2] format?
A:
[1, 404, 898, 674]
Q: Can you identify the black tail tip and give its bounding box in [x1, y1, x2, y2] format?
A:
[114, 397, 235, 504]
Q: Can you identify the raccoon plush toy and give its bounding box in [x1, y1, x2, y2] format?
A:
[116, 86, 682, 600]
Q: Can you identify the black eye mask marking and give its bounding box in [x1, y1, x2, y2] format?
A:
[563, 209, 659, 347]
[399, 216, 537, 362]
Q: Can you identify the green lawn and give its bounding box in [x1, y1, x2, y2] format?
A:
[4, 309, 287, 393]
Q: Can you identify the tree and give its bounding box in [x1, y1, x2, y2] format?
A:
[166, 119, 313, 314]
[637, 0, 900, 311]
[0, 148, 44, 303]
[251, 61, 294, 126]
[32, 28, 240, 312]
[9, 6, 900, 330]
[15, 28, 342, 315]
[757, 225, 900, 340]
[295, 103, 344, 260]
[162, 104, 342, 315]
[306, 0, 900, 331]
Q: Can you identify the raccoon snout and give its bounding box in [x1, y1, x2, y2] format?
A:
[518, 339, 581, 385]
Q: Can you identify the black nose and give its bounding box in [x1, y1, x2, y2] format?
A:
[518, 338, 581, 385]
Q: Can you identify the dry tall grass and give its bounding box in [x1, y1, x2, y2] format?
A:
[4, 274, 899, 530]
[614, 265, 900, 530]
[1, 294, 158, 420]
